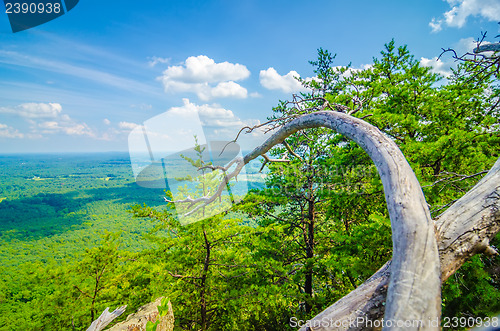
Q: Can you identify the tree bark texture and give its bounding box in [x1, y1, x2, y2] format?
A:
[241, 111, 441, 330]
[298, 156, 500, 331]
[173, 110, 497, 330]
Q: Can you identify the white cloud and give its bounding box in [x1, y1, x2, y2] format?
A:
[0, 123, 24, 139]
[119, 121, 140, 130]
[249, 92, 262, 98]
[148, 56, 170, 67]
[430, 0, 500, 32]
[64, 124, 91, 136]
[259, 68, 310, 93]
[0, 102, 95, 138]
[210, 81, 248, 99]
[38, 120, 94, 136]
[259, 65, 373, 94]
[420, 57, 453, 77]
[103, 118, 111, 125]
[341, 64, 373, 77]
[163, 55, 250, 83]
[429, 18, 443, 33]
[169, 98, 259, 130]
[159, 55, 250, 100]
[0, 102, 62, 118]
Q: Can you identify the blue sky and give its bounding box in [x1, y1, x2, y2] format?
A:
[0, 0, 499, 153]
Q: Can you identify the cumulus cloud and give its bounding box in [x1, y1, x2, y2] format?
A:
[260, 65, 374, 94]
[103, 118, 111, 125]
[259, 68, 310, 93]
[0, 102, 62, 118]
[210, 81, 248, 99]
[430, 0, 500, 32]
[420, 57, 453, 77]
[0, 123, 24, 138]
[118, 121, 140, 130]
[0, 102, 95, 138]
[168, 98, 247, 127]
[38, 120, 94, 136]
[421, 37, 482, 77]
[159, 55, 250, 101]
[167, 98, 261, 139]
[163, 55, 250, 83]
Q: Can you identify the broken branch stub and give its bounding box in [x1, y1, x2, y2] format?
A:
[86, 305, 127, 331]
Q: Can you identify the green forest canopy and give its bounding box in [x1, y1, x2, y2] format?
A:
[0, 40, 499, 330]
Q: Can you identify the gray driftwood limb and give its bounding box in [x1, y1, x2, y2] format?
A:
[170, 110, 499, 330]
[172, 111, 442, 329]
[298, 156, 500, 331]
[86, 305, 127, 331]
[240, 111, 441, 330]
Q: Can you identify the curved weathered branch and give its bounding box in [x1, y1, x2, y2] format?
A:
[299, 156, 500, 331]
[249, 111, 441, 330]
[169, 111, 441, 329]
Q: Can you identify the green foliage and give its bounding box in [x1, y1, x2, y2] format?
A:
[0, 232, 152, 330]
[0, 154, 160, 330]
[1, 39, 499, 330]
[168, 136, 236, 224]
[312, 40, 499, 321]
[306, 47, 343, 95]
[237, 39, 499, 324]
[131, 204, 271, 330]
[442, 234, 500, 325]
[73, 232, 121, 322]
[344, 40, 499, 215]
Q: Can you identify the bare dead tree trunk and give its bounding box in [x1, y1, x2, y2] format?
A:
[298, 156, 500, 331]
[174, 111, 442, 330]
[86, 305, 127, 331]
[248, 111, 442, 330]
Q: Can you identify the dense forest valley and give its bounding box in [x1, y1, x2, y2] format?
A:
[0, 153, 161, 263]
[1, 41, 500, 330]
